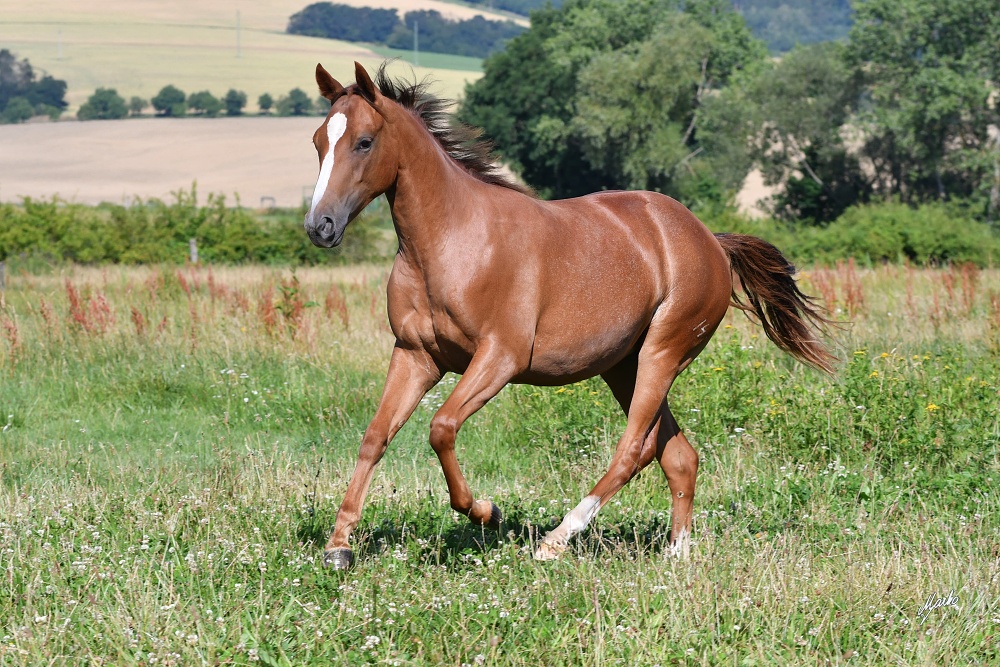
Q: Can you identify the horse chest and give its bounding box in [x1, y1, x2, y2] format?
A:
[386, 274, 477, 371]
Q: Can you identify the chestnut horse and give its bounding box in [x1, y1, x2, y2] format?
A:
[306, 62, 834, 569]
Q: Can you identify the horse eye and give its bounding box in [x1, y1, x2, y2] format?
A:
[356, 138, 373, 152]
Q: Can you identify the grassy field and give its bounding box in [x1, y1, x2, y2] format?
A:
[1, 0, 487, 111]
[1, 261, 999, 665]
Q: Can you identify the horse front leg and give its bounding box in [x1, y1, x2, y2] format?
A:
[324, 344, 441, 569]
[428, 342, 522, 528]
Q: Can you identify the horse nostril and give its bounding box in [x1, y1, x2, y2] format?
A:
[319, 217, 335, 238]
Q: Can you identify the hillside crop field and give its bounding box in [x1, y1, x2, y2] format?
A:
[1, 262, 999, 665]
[0, 0, 486, 111]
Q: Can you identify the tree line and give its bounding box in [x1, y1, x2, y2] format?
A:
[460, 0, 1000, 227]
[0, 49, 67, 123]
[75, 86, 332, 120]
[286, 3, 524, 59]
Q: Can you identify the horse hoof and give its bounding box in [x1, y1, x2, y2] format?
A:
[324, 547, 354, 570]
[486, 502, 502, 530]
[533, 540, 566, 561]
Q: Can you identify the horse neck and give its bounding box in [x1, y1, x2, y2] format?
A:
[384, 112, 480, 260]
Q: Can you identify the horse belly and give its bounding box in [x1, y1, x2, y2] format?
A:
[517, 305, 649, 384]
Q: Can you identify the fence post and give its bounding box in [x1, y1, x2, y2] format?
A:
[189, 239, 199, 265]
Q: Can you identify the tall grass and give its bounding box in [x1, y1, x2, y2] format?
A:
[0, 264, 998, 665]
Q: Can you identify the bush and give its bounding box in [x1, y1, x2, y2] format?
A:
[77, 88, 128, 120]
[224, 89, 247, 116]
[276, 89, 313, 116]
[701, 201, 1000, 267]
[0, 188, 390, 266]
[129, 96, 148, 116]
[258, 93, 274, 115]
[152, 85, 187, 117]
[1, 96, 34, 123]
[187, 91, 222, 117]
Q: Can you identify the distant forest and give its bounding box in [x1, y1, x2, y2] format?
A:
[465, 0, 853, 52]
[286, 3, 524, 58]
[733, 0, 853, 52]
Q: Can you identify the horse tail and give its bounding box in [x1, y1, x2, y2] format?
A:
[714, 232, 837, 373]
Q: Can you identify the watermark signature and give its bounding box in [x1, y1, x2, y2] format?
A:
[917, 589, 959, 621]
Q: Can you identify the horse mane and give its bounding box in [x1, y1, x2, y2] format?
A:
[368, 63, 535, 197]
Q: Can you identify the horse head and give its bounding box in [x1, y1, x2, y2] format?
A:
[304, 62, 397, 248]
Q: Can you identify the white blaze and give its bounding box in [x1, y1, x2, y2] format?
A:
[309, 112, 347, 220]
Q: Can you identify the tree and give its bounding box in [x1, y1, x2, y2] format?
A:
[151, 85, 187, 117]
[459, 0, 767, 200]
[848, 0, 1000, 213]
[258, 93, 274, 115]
[77, 88, 128, 120]
[1, 96, 33, 123]
[315, 95, 331, 116]
[0, 49, 67, 123]
[698, 42, 867, 222]
[187, 90, 222, 117]
[276, 88, 313, 116]
[287, 3, 400, 42]
[129, 96, 148, 116]
[223, 89, 247, 116]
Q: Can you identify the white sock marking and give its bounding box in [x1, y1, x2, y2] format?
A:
[551, 495, 601, 543]
[309, 112, 347, 221]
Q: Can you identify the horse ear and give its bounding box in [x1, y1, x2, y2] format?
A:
[316, 63, 345, 102]
[354, 61, 379, 103]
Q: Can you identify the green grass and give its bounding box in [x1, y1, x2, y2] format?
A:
[1, 263, 999, 665]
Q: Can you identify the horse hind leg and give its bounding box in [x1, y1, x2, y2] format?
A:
[534, 344, 684, 560]
[656, 405, 698, 557]
[535, 315, 716, 561]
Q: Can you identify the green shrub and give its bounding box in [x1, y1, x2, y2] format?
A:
[77, 88, 128, 121]
[701, 200, 999, 267]
[0, 188, 391, 267]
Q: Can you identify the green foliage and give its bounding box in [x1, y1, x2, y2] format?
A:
[700, 201, 1000, 267]
[287, 2, 400, 42]
[735, 0, 853, 53]
[223, 89, 247, 116]
[848, 0, 1000, 212]
[460, 0, 767, 200]
[0, 189, 391, 265]
[0, 95, 33, 123]
[386, 11, 525, 58]
[286, 2, 524, 58]
[77, 88, 128, 120]
[187, 90, 222, 117]
[128, 96, 148, 116]
[0, 48, 67, 123]
[699, 42, 866, 223]
[466, 0, 562, 16]
[276, 88, 313, 116]
[257, 92, 274, 114]
[151, 84, 187, 117]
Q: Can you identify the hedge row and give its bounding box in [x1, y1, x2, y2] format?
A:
[702, 201, 999, 267]
[0, 190, 389, 267]
[1, 195, 996, 268]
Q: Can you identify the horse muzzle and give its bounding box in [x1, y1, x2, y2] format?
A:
[305, 214, 347, 248]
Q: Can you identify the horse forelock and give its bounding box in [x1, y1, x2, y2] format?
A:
[368, 62, 534, 197]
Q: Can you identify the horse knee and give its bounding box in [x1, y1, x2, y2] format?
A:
[428, 417, 457, 455]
